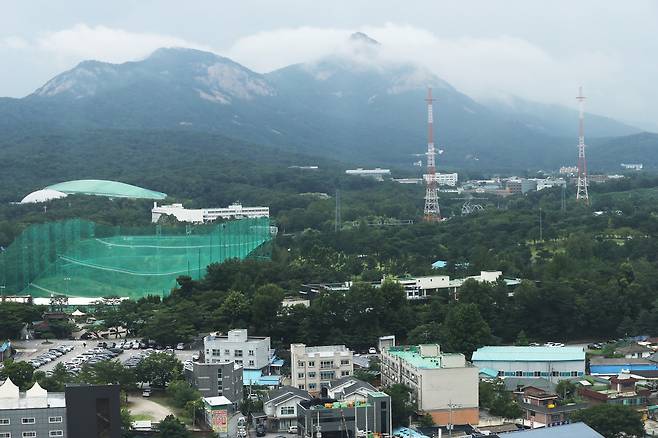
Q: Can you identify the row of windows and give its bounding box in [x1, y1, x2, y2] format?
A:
[298, 383, 317, 390]
[0, 432, 63, 438]
[297, 360, 351, 368]
[0, 417, 63, 426]
[209, 349, 255, 357]
[496, 370, 582, 377]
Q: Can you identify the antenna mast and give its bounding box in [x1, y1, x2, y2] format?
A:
[576, 86, 589, 205]
[423, 87, 441, 221]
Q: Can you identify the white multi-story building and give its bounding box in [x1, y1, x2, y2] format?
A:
[152, 202, 269, 223]
[536, 178, 566, 191]
[380, 344, 479, 426]
[621, 163, 643, 170]
[290, 344, 353, 394]
[345, 168, 391, 181]
[471, 346, 586, 383]
[386, 275, 450, 300]
[204, 329, 272, 371]
[423, 173, 459, 186]
[559, 166, 578, 174]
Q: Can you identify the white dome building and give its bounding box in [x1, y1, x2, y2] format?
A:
[20, 188, 68, 204]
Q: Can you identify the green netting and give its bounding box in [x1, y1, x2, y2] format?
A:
[0, 218, 272, 299]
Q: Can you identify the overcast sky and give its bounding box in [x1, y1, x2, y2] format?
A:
[2, 0, 657, 131]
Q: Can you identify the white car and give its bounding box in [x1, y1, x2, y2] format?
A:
[368, 347, 377, 354]
[176, 343, 185, 350]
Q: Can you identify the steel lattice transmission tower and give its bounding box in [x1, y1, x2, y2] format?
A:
[423, 87, 441, 221]
[576, 86, 590, 205]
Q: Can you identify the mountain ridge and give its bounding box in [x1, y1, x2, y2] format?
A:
[0, 41, 654, 170]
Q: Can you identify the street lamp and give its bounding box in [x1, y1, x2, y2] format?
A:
[447, 402, 462, 438]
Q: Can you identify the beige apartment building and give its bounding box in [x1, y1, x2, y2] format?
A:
[380, 344, 479, 426]
[290, 344, 353, 395]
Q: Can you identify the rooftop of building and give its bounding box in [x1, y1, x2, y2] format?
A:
[386, 346, 465, 369]
[204, 329, 269, 342]
[293, 344, 352, 357]
[502, 377, 557, 394]
[472, 346, 585, 362]
[0, 379, 66, 410]
[264, 386, 311, 405]
[47, 179, 166, 200]
[615, 344, 653, 354]
[506, 422, 603, 437]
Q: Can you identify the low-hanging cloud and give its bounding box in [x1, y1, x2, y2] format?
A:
[225, 23, 649, 129]
[7, 24, 211, 68]
[0, 22, 654, 130]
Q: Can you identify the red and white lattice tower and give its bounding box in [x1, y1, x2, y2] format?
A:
[576, 86, 589, 205]
[423, 87, 441, 221]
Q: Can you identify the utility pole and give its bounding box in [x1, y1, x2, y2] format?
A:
[539, 207, 543, 241]
[576, 86, 590, 205]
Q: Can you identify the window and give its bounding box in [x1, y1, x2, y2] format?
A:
[298, 384, 305, 389]
[224, 349, 230, 355]
[297, 361, 305, 367]
[308, 372, 316, 378]
[23, 433, 37, 438]
[49, 416, 63, 423]
[236, 360, 243, 365]
[235, 349, 243, 357]
[571, 371, 578, 377]
[249, 360, 255, 367]
[281, 406, 295, 415]
[212, 349, 221, 356]
[0, 433, 10, 438]
[341, 371, 350, 377]
[320, 360, 333, 369]
[308, 361, 315, 367]
[551, 371, 559, 377]
[298, 373, 304, 378]
[533, 371, 541, 377]
[217, 369, 223, 379]
[340, 360, 350, 365]
[309, 383, 317, 390]
[249, 350, 254, 356]
[515, 371, 523, 377]
[21, 419, 35, 425]
[50, 432, 64, 437]
[0, 419, 8, 425]
[320, 371, 335, 380]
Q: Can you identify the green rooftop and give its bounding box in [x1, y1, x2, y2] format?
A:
[46, 179, 167, 200]
[388, 348, 442, 369]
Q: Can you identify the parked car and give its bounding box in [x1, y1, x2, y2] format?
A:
[176, 343, 185, 350]
[256, 424, 266, 437]
[142, 388, 151, 397]
[368, 347, 377, 354]
[288, 425, 298, 434]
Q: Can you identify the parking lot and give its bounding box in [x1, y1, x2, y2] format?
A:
[12, 338, 200, 374]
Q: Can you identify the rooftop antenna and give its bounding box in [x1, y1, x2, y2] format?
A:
[576, 86, 590, 205]
[423, 87, 441, 221]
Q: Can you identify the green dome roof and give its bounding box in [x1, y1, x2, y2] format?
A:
[46, 179, 166, 200]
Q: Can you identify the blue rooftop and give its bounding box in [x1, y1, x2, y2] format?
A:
[243, 370, 282, 386]
[472, 346, 585, 362]
[431, 260, 447, 269]
[591, 364, 658, 375]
